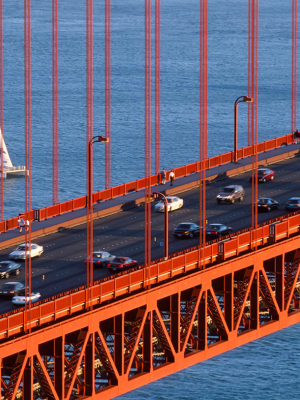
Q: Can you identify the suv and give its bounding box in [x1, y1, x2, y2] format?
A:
[216, 185, 244, 204]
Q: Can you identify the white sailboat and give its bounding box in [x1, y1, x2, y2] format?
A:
[0, 129, 25, 178]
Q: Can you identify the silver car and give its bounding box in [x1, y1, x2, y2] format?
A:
[216, 185, 244, 204]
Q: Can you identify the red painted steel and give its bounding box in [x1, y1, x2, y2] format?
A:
[155, 0, 161, 174]
[52, 0, 59, 205]
[0, 0, 3, 222]
[2, 211, 300, 342]
[0, 132, 295, 235]
[292, 0, 297, 133]
[1, 238, 300, 399]
[105, 0, 111, 189]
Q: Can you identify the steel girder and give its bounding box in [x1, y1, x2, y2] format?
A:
[1, 243, 300, 399]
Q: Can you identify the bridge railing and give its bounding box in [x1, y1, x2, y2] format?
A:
[0, 132, 296, 233]
[1, 209, 300, 340]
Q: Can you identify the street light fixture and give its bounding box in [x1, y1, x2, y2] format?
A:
[234, 95, 253, 163]
[153, 192, 169, 260]
[87, 135, 109, 291]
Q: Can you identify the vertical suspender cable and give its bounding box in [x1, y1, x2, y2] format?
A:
[247, 0, 251, 147]
[52, 0, 59, 205]
[155, 0, 161, 174]
[199, 0, 208, 262]
[144, 0, 151, 287]
[105, 0, 111, 189]
[86, 0, 93, 301]
[0, 0, 3, 221]
[292, 0, 297, 133]
[249, 0, 258, 246]
[24, 0, 32, 331]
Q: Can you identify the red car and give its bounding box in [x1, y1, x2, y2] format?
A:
[106, 257, 137, 272]
[250, 168, 275, 183]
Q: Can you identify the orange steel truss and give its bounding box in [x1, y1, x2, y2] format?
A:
[1, 237, 300, 399]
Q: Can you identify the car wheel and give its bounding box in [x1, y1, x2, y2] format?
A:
[267, 206, 271, 212]
[231, 198, 235, 204]
[239, 196, 243, 202]
[15, 269, 20, 276]
[189, 232, 194, 238]
[217, 199, 221, 204]
[262, 178, 266, 183]
[5, 272, 9, 279]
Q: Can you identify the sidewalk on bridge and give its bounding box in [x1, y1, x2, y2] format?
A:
[0, 141, 299, 250]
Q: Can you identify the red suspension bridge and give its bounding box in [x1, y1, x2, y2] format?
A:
[0, 1, 300, 399]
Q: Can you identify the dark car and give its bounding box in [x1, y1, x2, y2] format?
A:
[0, 261, 21, 279]
[106, 257, 137, 272]
[84, 251, 115, 267]
[0, 282, 25, 298]
[256, 197, 279, 212]
[205, 223, 233, 240]
[173, 223, 201, 238]
[285, 197, 300, 211]
[216, 185, 244, 204]
[250, 168, 275, 183]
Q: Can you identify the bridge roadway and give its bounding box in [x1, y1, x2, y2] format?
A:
[0, 142, 299, 315]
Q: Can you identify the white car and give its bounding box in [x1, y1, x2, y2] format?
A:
[12, 289, 41, 305]
[154, 196, 184, 212]
[9, 243, 44, 260]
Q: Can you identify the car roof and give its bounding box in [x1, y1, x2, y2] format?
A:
[207, 223, 223, 227]
[288, 197, 300, 200]
[224, 185, 241, 189]
[166, 196, 179, 200]
[1, 282, 21, 286]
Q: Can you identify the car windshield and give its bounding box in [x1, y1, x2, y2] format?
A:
[93, 253, 103, 258]
[1, 284, 17, 290]
[207, 225, 220, 231]
[223, 188, 234, 193]
[178, 224, 191, 229]
[0, 262, 9, 268]
[258, 199, 268, 204]
[16, 245, 26, 251]
[289, 200, 299, 204]
[258, 170, 267, 175]
[114, 258, 125, 263]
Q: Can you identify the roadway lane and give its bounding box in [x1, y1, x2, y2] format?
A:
[0, 155, 300, 314]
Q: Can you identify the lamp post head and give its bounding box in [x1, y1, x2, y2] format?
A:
[243, 96, 253, 103]
[94, 135, 109, 143]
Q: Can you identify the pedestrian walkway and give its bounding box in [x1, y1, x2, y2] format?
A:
[0, 141, 299, 250]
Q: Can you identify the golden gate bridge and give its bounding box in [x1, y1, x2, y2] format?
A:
[0, 1, 300, 399]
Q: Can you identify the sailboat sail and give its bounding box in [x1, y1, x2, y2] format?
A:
[0, 128, 13, 169]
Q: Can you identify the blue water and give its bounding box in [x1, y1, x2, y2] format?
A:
[2, 0, 300, 398]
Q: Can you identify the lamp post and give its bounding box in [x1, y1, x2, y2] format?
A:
[87, 135, 109, 291]
[153, 192, 169, 260]
[234, 95, 253, 163]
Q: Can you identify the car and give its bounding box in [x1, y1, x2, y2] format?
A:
[256, 197, 279, 212]
[205, 223, 233, 240]
[250, 168, 275, 183]
[0, 282, 25, 298]
[9, 243, 44, 260]
[216, 185, 244, 204]
[0, 261, 21, 279]
[173, 223, 201, 238]
[285, 197, 300, 211]
[154, 196, 183, 212]
[106, 257, 138, 271]
[84, 251, 115, 267]
[12, 289, 41, 306]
